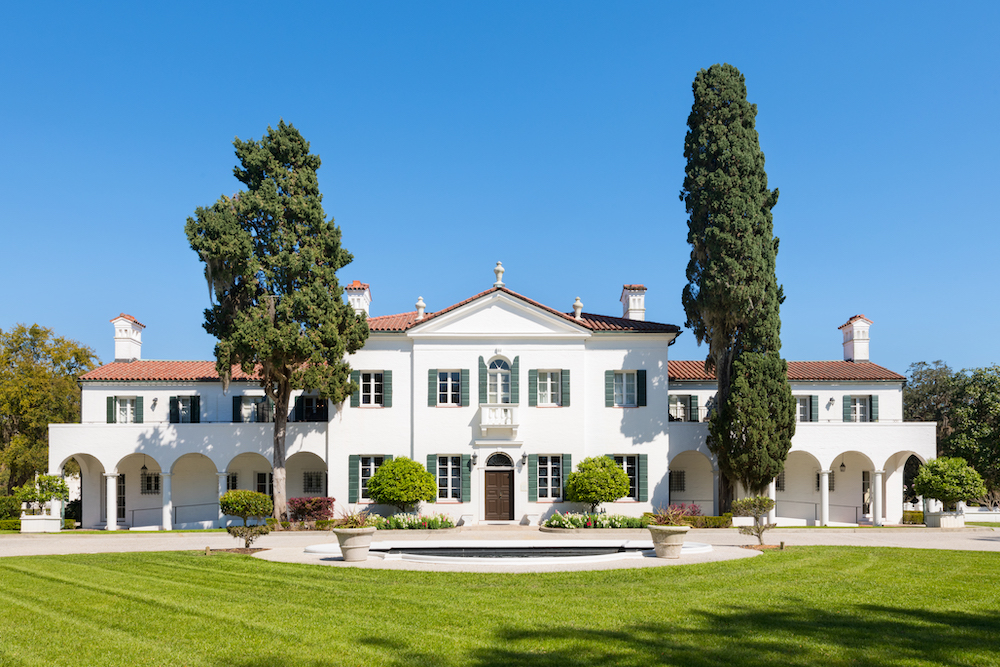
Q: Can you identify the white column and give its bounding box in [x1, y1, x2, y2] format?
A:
[767, 479, 777, 524]
[105, 473, 118, 531]
[217, 472, 228, 528]
[873, 470, 885, 527]
[712, 467, 720, 517]
[819, 470, 831, 526]
[161, 473, 173, 531]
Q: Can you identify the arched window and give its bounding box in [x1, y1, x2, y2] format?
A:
[488, 359, 511, 403]
[486, 452, 513, 468]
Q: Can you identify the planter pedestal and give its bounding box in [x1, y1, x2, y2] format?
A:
[331, 527, 377, 561]
[20, 514, 63, 533]
[647, 525, 691, 558]
[924, 511, 965, 528]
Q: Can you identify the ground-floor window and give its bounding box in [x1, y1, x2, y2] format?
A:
[816, 471, 835, 492]
[256, 472, 273, 496]
[360, 456, 384, 501]
[537, 455, 562, 499]
[669, 469, 685, 493]
[227, 472, 239, 491]
[775, 470, 786, 492]
[140, 470, 161, 495]
[117, 475, 126, 521]
[437, 456, 462, 500]
[614, 455, 638, 500]
[303, 471, 325, 495]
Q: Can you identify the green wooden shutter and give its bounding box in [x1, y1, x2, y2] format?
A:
[870, 395, 878, 422]
[169, 397, 179, 423]
[528, 369, 538, 406]
[460, 369, 470, 407]
[294, 397, 304, 422]
[810, 395, 819, 422]
[637, 370, 647, 407]
[107, 396, 116, 423]
[511, 356, 519, 404]
[689, 395, 698, 422]
[426, 454, 437, 476]
[384, 455, 393, 462]
[528, 454, 538, 501]
[461, 454, 471, 503]
[479, 357, 487, 403]
[605, 370, 615, 407]
[191, 396, 200, 423]
[348, 455, 360, 503]
[135, 397, 143, 424]
[428, 369, 437, 407]
[561, 369, 570, 407]
[638, 453, 648, 502]
[842, 395, 851, 422]
[350, 370, 360, 408]
[233, 396, 242, 423]
[561, 454, 572, 498]
[383, 370, 392, 408]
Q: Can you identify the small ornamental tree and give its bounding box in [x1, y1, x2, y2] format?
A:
[14, 475, 70, 515]
[913, 457, 987, 511]
[366, 458, 436, 512]
[220, 489, 273, 548]
[731, 495, 776, 545]
[565, 456, 630, 513]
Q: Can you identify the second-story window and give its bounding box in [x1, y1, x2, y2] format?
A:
[488, 360, 511, 403]
[361, 372, 384, 406]
[537, 371, 561, 406]
[438, 371, 461, 405]
[170, 396, 200, 423]
[118, 397, 136, 423]
[614, 372, 636, 407]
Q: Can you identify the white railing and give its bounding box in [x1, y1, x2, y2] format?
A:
[479, 403, 518, 438]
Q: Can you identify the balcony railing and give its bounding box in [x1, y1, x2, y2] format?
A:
[479, 403, 518, 438]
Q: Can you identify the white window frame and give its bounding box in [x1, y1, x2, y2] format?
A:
[227, 472, 239, 491]
[438, 371, 461, 406]
[303, 471, 324, 495]
[670, 395, 688, 421]
[177, 396, 193, 423]
[488, 359, 511, 404]
[614, 372, 637, 408]
[359, 456, 385, 502]
[360, 371, 384, 406]
[797, 397, 810, 423]
[256, 472, 273, 496]
[537, 455, 563, 501]
[850, 396, 869, 423]
[614, 455, 638, 500]
[537, 371, 561, 406]
[437, 455, 463, 501]
[118, 397, 136, 424]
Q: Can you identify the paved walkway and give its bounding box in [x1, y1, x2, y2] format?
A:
[2, 525, 996, 573]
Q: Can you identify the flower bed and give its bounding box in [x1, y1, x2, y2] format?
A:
[368, 513, 456, 530]
[542, 512, 648, 529]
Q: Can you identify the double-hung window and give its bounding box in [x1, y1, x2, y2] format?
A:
[797, 397, 810, 422]
[850, 396, 868, 422]
[361, 372, 383, 406]
[169, 396, 200, 424]
[614, 455, 638, 500]
[537, 455, 562, 500]
[295, 396, 329, 422]
[488, 360, 511, 403]
[227, 472, 239, 491]
[107, 396, 143, 423]
[118, 397, 136, 423]
[360, 456, 384, 501]
[614, 372, 636, 407]
[537, 371, 561, 406]
[439, 371, 461, 405]
[437, 456, 463, 500]
[256, 472, 274, 496]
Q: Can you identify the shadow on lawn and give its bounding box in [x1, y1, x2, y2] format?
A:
[467, 605, 998, 667]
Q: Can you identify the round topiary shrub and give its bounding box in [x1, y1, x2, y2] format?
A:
[564, 456, 630, 512]
[220, 489, 273, 548]
[913, 457, 987, 511]
[366, 457, 437, 512]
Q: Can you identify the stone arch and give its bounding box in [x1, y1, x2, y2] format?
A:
[226, 452, 273, 495]
[826, 450, 876, 524]
[667, 450, 714, 511]
[111, 452, 166, 528]
[776, 450, 823, 523]
[170, 453, 221, 528]
[55, 453, 104, 529]
[286, 452, 327, 498]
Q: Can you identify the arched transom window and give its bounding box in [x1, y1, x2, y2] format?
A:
[486, 452, 513, 468]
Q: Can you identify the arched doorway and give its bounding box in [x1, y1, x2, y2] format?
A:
[484, 452, 514, 521]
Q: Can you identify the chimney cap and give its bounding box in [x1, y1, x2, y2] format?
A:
[110, 313, 145, 329]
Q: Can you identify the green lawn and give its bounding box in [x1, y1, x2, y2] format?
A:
[1, 547, 997, 667]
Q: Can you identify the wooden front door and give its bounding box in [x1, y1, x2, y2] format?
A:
[484, 470, 513, 520]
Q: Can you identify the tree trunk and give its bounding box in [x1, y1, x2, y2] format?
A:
[271, 380, 290, 524]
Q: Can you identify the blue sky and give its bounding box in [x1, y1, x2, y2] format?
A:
[2, 2, 998, 375]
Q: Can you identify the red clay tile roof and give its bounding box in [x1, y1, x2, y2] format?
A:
[668, 360, 905, 382]
[622, 284, 647, 291]
[111, 313, 145, 328]
[345, 280, 370, 291]
[81, 361, 260, 382]
[367, 287, 680, 334]
[838, 314, 872, 329]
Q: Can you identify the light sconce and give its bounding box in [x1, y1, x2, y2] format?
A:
[839, 456, 846, 473]
[141, 454, 148, 473]
[151, 397, 158, 410]
[471, 452, 478, 465]
[520, 452, 528, 465]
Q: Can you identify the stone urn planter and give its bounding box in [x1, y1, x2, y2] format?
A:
[647, 524, 691, 559]
[924, 510, 965, 528]
[331, 526, 378, 562]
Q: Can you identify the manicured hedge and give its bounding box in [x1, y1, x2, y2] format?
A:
[681, 513, 732, 528]
[902, 511, 924, 524]
[0, 519, 77, 530]
[0, 496, 21, 520]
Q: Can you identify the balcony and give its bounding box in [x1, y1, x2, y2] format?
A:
[479, 403, 518, 439]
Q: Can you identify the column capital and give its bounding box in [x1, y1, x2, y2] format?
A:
[873, 470, 886, 475]
[217, 471, 229, 478]
[819, 469, 832, 475]
[103, 472, 119, 479]
[160, 472, 172, 478]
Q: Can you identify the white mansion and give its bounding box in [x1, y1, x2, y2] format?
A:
[49, 265, 935, 529]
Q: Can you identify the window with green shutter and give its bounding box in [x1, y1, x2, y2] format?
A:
[350, 370, 360, 407]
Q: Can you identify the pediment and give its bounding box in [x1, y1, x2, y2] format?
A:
[408, 291, 590, 339]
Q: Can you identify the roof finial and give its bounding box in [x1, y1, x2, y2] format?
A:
[415, 296, 426, 321]
[573, 297, 583, 320]
[493, 261, 505, 288]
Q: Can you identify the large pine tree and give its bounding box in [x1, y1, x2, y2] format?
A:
[186, 121, 369, 522]
[680, 64, 795, 497]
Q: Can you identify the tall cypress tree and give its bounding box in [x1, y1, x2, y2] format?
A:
[680, 64, 795, 497]
[186, 121, 369, 522]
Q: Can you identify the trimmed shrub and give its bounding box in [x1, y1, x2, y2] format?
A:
[265, 519, 292, 530]
[682, 514, 732, 528]
[63, 519, 75, 530]
[287, 497, 336, 521]
[0, 495, 20, 520]
[367, 457, 437, 512]
[220, 489, 272, 548]
[564, 457, 630, 512]
[369, 513, 456, 530]
[914, 457, 987, 510]
[543, 512, 647, 529]
[732, 495, 776, 545]
[0, 519, 21, 531]
[902, 511, 924, 525]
